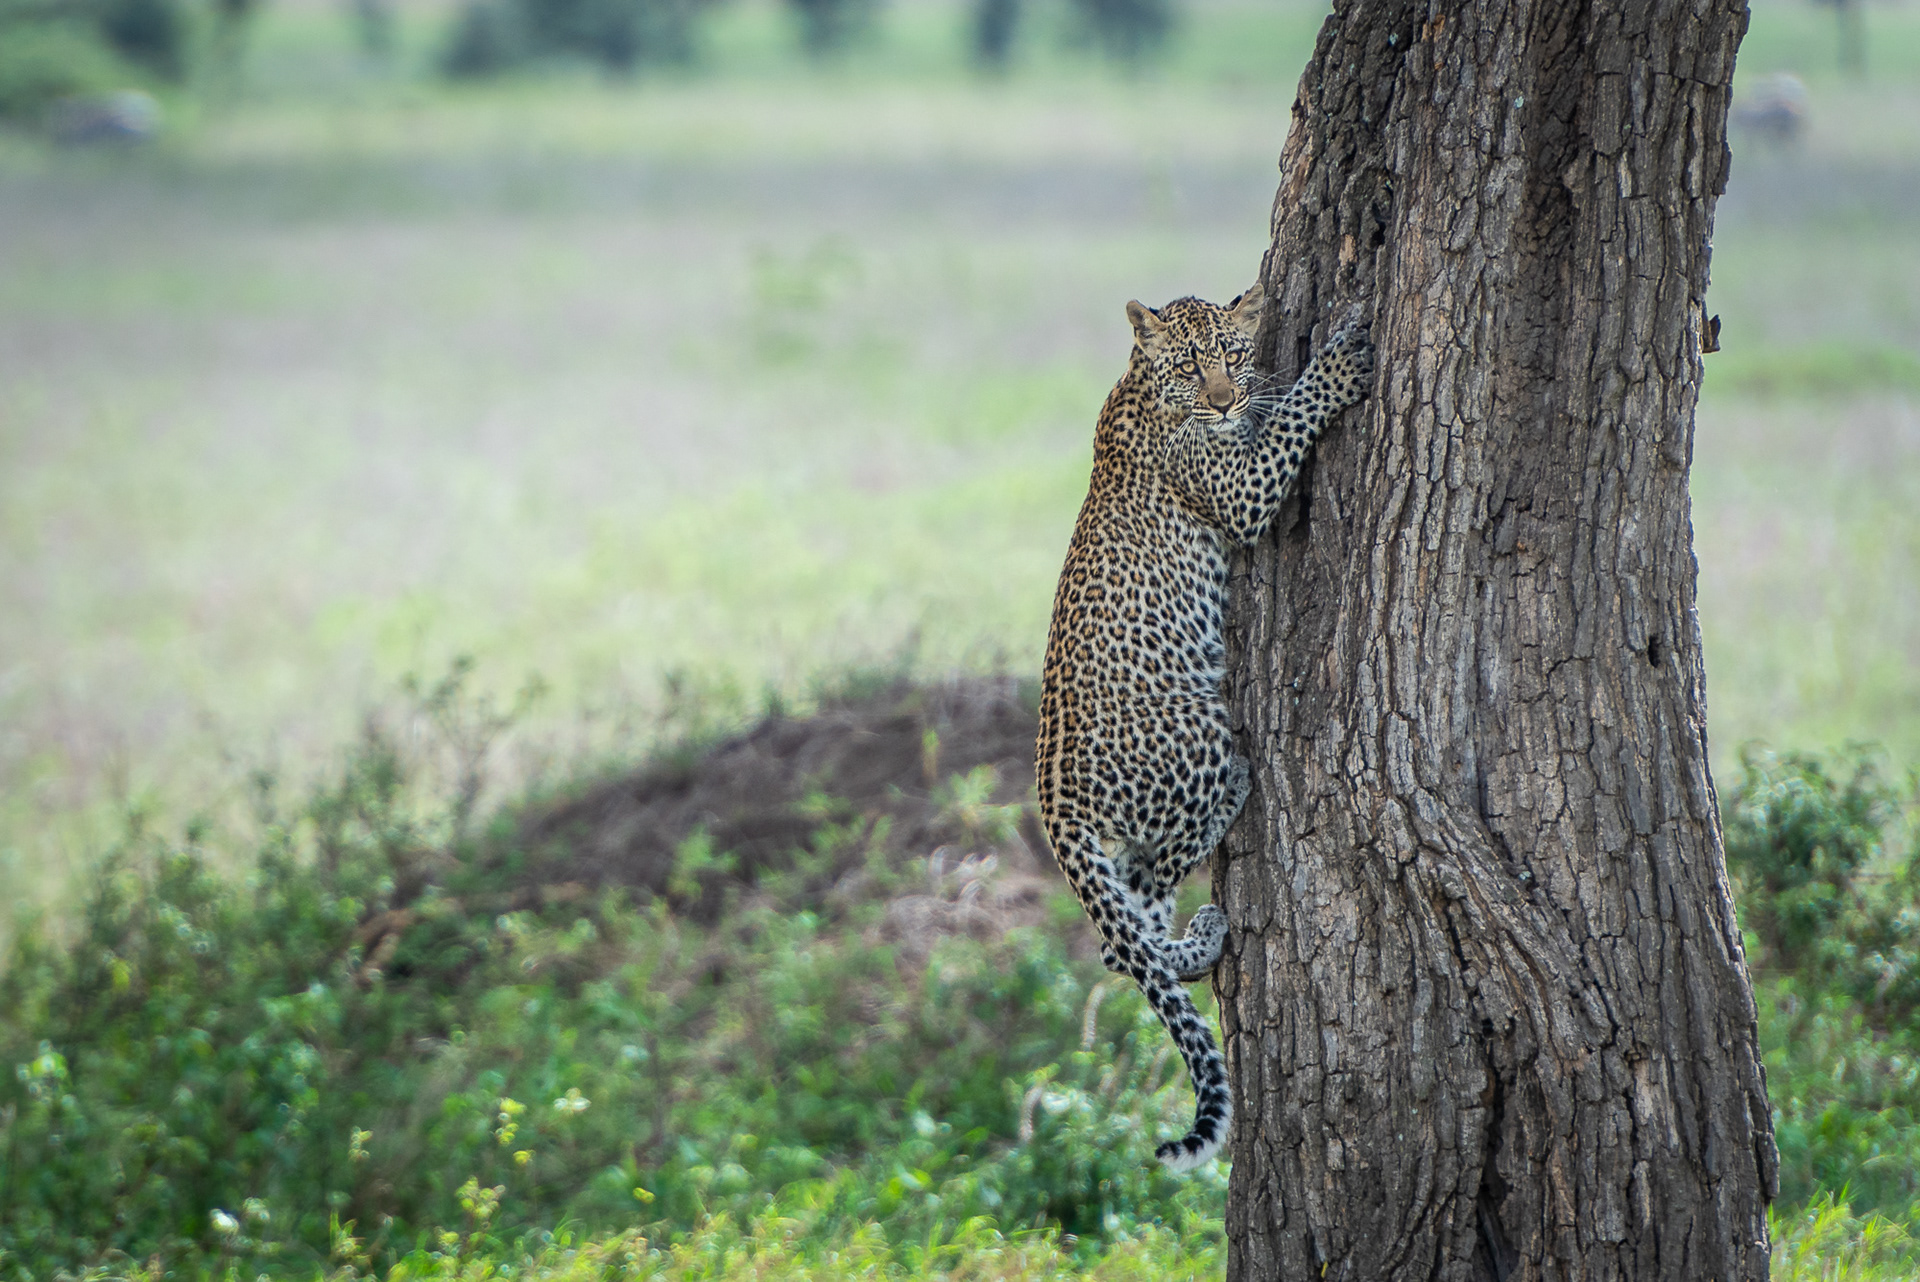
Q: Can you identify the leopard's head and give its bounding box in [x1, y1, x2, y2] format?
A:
[1125, 284, 1264, 424]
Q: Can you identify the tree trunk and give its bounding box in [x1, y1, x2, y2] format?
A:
[1216, 3, 1775, 1279]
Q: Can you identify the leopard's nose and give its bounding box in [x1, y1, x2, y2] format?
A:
[1206, 386, 1237, 411]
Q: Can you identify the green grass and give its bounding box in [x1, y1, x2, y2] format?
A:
[1692, 394, 1920, 768]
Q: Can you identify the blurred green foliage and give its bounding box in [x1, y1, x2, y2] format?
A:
[0, 0, 271, 119]
[1064, 0, 1171, 67]
[0, 16, 133, 116]
[969, 0, 1017, 69]
[1772, 1194, 1919, 1282]
[439, 0, 1172, 76]
[1727, 746, 1920, 1222]
[1728, 748, 1900, 975]
[784, 0, 877, 57]
[95, 0, 189, 77]
[442, 0, 712, 78]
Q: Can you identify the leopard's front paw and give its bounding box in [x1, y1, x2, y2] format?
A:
[1321, 323, 1376, 410]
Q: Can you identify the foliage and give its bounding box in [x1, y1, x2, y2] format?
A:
[354, 1211, 1220, 1281]
[0, 711, 1222, 1276]
[1726, 746, 1920, 1221]
[1066, 0, 1174, 66]
[8, 704, 1920, 1275]
[1725, 747, 1908, 986]
[443, 0, 710, 77]
[0, 0, 260, 119]
[785, 0, 878, 58]
[0, 18, 131, 117]
[93, 0, 188, 78]
[0, 0, 193, 79]
[970, 0, 1018, 69]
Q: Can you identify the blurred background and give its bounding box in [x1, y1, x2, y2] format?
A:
[3, 0, 1914, 912]
[0, 0, 1918, 1272]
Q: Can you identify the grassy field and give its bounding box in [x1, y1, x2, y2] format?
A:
[1, 0, 1918, 1272]
[6, 0, 1917, 913]
[1, 0, 1322, 907]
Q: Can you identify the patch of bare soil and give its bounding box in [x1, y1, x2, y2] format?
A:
[509, 676, 1061, 945]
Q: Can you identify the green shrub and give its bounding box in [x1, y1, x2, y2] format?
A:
[10, 713, 1920, 1276]
[442, 0, 708, 78]
[970, 0, 1018, 69]
[0, 716, 1219, 1276]
[1726, 748, 1897, 966]
[94, 0, 187, 78]
[1727, 746, 1920, 1221]
[785, 0, 878, 57]
[1727, 746, 1920, 1024]
[1067, 0, 1175, 66]
[0, 21, 130, 118]
[442, 0, 526, 77]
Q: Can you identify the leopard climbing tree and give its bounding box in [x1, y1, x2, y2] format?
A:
[1217, 2, 1774, 1279]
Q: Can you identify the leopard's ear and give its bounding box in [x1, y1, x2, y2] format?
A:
[1126, 300, 1165, 350]
[1226, 282, 1265, 334]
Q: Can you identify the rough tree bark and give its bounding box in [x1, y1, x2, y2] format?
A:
[1215, 2, 1775, 1279]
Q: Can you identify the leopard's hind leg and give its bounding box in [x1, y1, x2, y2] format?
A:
[1152, 750, 1247, 982]
[1046, 819, 1233, 1169]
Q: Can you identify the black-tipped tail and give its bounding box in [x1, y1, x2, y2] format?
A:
[1141, 971, 1232, 1171]
[1154, 1081, 1230, 1170]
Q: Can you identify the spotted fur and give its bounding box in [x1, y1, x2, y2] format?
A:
[1034, 285, 1374, 1170]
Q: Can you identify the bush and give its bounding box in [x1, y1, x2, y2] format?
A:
[1726, 746, 1920, 1220]
[442, 0, 708, 78]
[970, 0, 1018, 69]
[0, 21, 131, 118]
[1726, 746, 1920, 1021]
[442, 0, 526, 77]
[786, 0, 877, 57]
[1067, 0, 1174, 67]
[0, 713, 1220, 1275]
[94, 0, 189, 79]
[10, 702, 1920, 1274]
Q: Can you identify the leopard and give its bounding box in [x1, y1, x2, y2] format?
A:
[1034, 282, 1375, 1170]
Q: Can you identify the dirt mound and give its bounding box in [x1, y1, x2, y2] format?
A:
[512, 676, 1058, 937]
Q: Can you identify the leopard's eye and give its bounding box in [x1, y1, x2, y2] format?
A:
[1177, 359, 1199, 376]
[1225, 348, 1246, 367]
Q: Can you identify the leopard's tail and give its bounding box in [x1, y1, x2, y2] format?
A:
[1042, 815, 1232, 1170]
[1138, 962, 1231, 1170]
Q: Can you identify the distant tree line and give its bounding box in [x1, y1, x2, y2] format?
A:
[443, 0, 1178, 77]
[442, 0, 711, 76]
[0, 0, 259, 119]
[972, 0, 1173, 71]
[0, 0, 1180, 124]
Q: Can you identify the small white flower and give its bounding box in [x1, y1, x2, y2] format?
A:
[553, 1087, 590, 1114]
[211, 1208, 240, 1236]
